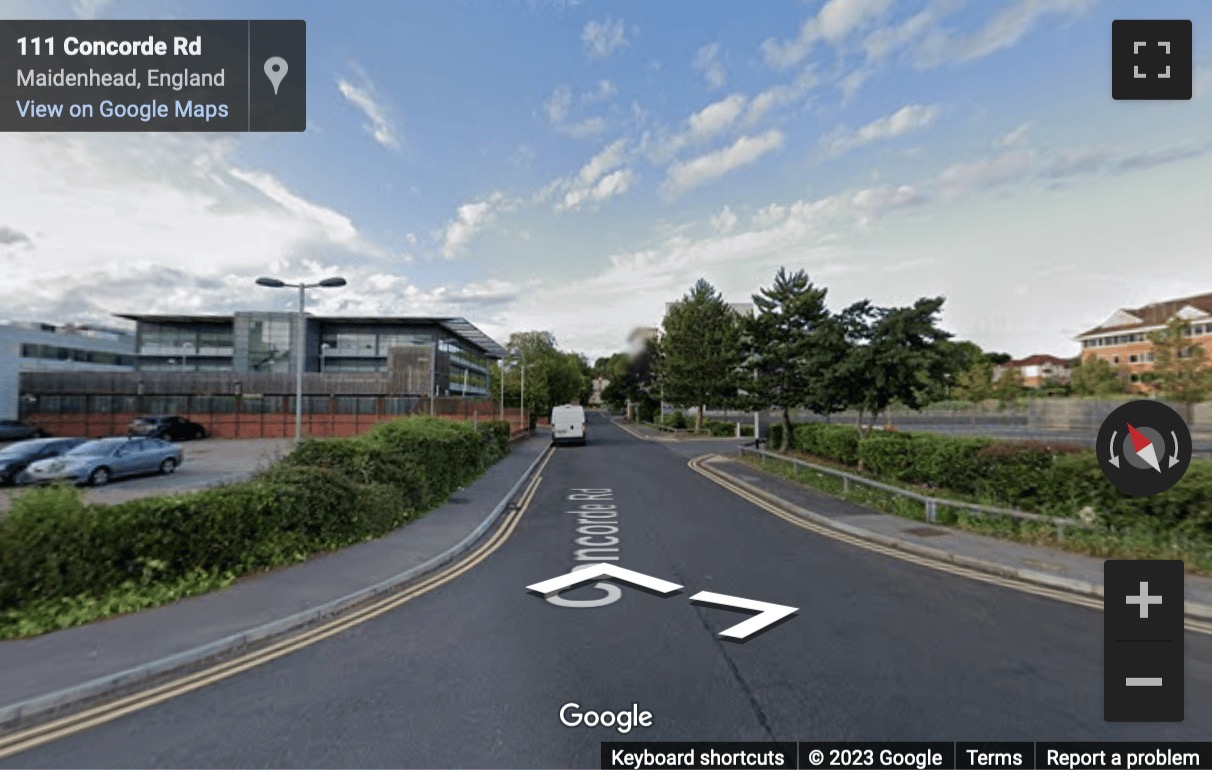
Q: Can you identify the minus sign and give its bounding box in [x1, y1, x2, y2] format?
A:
[1126, 678, 1164, 686]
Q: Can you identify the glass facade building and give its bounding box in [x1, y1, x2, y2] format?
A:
[118, 313, 503, 398]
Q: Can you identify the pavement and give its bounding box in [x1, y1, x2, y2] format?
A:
[1, 413, 1210, 767]
[0, 433, 549, 720]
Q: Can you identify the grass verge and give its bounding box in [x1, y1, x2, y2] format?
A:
[741, 453, 1212, 575]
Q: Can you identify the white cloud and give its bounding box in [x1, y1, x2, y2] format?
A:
[582, 80, 617, 103]
[937, 149, 1036, 196]
[662, 130, 785, 197]
[337, 67, 400, 150]
[544, 85, 608, 138]
[710, 205, 738, 233]
[762, 0, 896, 69]
[996, 122, 1031, 148]
[70, 0, 113, 18]
[1047, 145, 1117, 178]
[693, 43, 727, 89]
[0, 132, 405, 324]
[914, 0, 1100, 67]
[441, 191, 514, 258]
[544, 86, 572, 123]
[821, 104, 939, 155]
[648, 94, 749, 162]
[745, 67, 818, 125]
[541, 139, 636, 212]
[862, 0, 963, 61]
[849, 185, 925, 221]
[582, 17, 628, 58]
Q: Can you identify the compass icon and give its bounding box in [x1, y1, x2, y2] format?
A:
[1097, 400, 1192, 496]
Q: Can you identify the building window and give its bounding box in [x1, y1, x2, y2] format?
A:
[1112, 355, 1120, 364]
[248, 318, 294, 372]
[1129, 355, 1138, 363]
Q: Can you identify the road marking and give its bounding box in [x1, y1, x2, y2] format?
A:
[0, 447, 555, 759]
[527, 563, 683, 597]
[688, 591, 798, 641]
[686, 454, 1212, 637]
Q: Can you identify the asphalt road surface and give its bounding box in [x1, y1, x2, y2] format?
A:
[7, 413, 1211, 768]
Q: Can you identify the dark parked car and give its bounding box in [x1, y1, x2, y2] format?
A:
[127, 415, 208, 441]
[0, 438, 88, 485]
[0, 420, 49, 441]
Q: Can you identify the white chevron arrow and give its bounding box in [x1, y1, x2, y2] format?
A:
[690, 591, 798, 641]
[526, 563, 683, 597]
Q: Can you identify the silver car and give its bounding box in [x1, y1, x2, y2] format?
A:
[23, 437, 183, 486]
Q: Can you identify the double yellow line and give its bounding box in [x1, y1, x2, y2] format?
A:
[0, 448, 554, 759]
[688, 454, 1212, 637]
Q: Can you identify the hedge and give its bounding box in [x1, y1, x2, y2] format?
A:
[765, 423, 1212, 536]
[0, 417, 513, 616]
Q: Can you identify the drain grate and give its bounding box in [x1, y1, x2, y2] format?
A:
[902, 526, 948, 538]
[447, 497, 470, 504]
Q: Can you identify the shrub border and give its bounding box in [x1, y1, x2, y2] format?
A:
[0, 443, 552, 731]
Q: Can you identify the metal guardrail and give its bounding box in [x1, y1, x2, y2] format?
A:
[737, 446, 1094, 531]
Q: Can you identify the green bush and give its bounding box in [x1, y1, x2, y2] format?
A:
[856, 432, 915, 479]
[793, 423, 861, 465]
[767, 424, 784, 448]
[0, 416, 509, 625]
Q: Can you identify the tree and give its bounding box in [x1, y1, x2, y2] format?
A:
[490, 331, 589, 424]
[1070, 355, 1128, 397]
[1145, 318, 1212, 412]
[952, 361, 995, 402]
[991, 366, 1024, 406]
[600, 338, 658, 415]
[742, 268, 840, 451]
[830, 297, 955, 437]
[659, 278, 744, 431]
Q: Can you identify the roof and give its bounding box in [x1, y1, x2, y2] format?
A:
[1005, 354, 1072, 367]
[1077, 292, 1212, 337]
[115, 313, 506, 358]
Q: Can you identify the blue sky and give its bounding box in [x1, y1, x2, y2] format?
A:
[2, 0, 1212, 359]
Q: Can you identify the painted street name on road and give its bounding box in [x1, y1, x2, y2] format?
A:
[546, 488, 624, 607]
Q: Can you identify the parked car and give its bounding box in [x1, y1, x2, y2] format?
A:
[0, 438, 88, 485]
[127, 415, 208, 441]
[0, 420, 49, 441]
[23, 437, 183, 486]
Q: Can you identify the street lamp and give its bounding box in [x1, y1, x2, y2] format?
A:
[509, 346, 526, 434]
[255, 275, 348, 444]
[499, 358, 506, 421]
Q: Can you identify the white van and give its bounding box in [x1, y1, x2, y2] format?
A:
[550, 404, 587, 446]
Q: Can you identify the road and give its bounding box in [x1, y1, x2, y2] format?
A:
[5, 412, 1211, 768]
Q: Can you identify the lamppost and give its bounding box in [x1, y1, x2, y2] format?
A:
[499, 358, 506, 421]
[320, 342, 330, 373]
[255, 275, 348, 444]
[509, 346, 526, 434]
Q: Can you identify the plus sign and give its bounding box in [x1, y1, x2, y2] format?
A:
[1126, 581, 1163, 619]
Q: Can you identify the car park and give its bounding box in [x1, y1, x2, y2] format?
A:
[127, 415, 208, 441]
[0, 419, 49, 441]
[22, 437, 184, 487]
[0, 437, 88, 485]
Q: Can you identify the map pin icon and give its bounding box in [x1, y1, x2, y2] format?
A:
[264, 57, 288, 95]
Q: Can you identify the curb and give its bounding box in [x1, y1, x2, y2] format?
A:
[0, 442, 552, 731]
[702, 458, 1212, 624]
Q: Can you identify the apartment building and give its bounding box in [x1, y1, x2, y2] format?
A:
[996, 354, 1074, 388]
[1075, 292, 1212, 386]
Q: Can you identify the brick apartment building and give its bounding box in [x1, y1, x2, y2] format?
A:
[996, 354, 1074, 388]
[1075, 292, 1212, 388]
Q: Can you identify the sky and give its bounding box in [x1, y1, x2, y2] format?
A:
[2, 0, 1211, 361]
